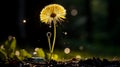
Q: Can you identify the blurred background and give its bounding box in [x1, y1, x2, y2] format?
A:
[0, 0, 120, 59]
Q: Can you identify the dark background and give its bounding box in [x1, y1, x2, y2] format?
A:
[0, 0, 120, 50]
[0, 0, 52, 48]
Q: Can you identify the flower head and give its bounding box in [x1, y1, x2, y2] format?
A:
[40, 4, 66, 25]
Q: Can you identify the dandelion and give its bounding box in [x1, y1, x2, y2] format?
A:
[40, 4, 66, 25]
[40, 4, 66, 60]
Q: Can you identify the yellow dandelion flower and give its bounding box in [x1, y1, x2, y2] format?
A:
[40, 4, 67, 60]
[40, 4, 66, 24]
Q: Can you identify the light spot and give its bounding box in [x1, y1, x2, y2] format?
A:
[23, 19, 26, 23]
[71, 9, 78, 16]
[64, 48, 70, 54]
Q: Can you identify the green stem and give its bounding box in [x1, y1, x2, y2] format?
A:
[47, 32, 52, 53]
[48, 37, 52, 53]
[51, 19, 56, 55]
[47, 32, 52, 60]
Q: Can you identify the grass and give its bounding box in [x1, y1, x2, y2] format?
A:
[50, 44, 120, 61]
[15, 42, 120, 61]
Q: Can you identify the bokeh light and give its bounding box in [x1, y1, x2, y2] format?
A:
[76, 55, 82, 59]
[79, 46, 84, 51]
[63, 32, 68, 35]
[8, 35, 13, 41]
[64, 47, 70, 54]
[35, 47, 39, 51]
[0, 45, 4, 50]
[22, 19, 26, 23]
[33, 51, 37, 55]
[71, 9, 78, 16]
[15, 50, 20, 56]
